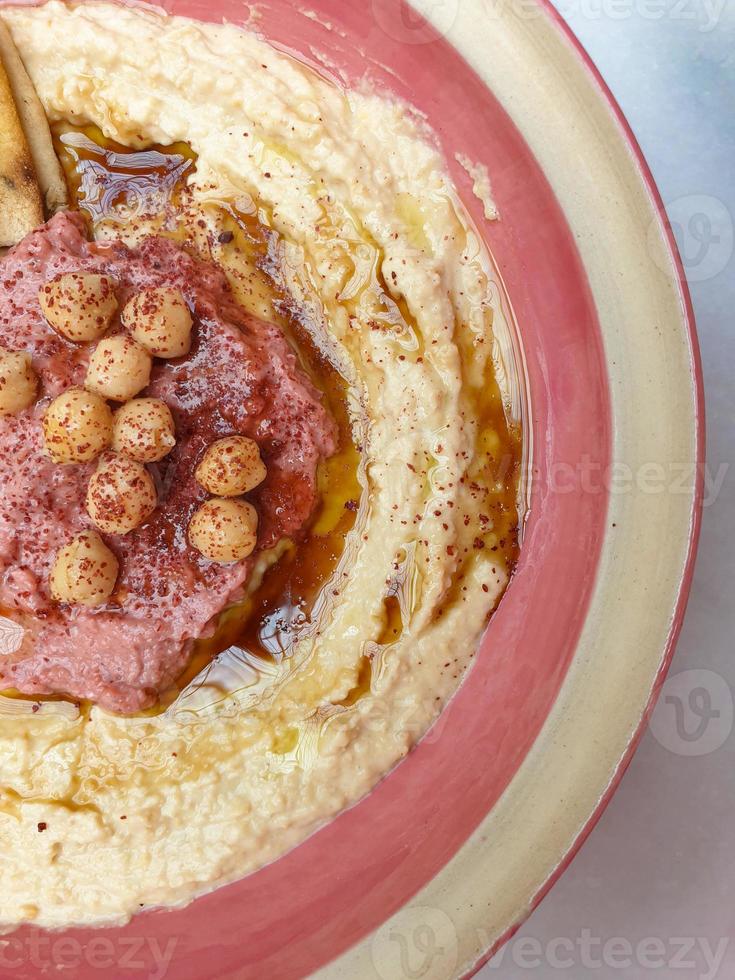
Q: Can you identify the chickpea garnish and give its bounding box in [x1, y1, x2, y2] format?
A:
[85, 334, 152, 402]
[50, 531, 119, 607]
[42, 387, 113, 464]
[122, 286, 193, 358]
[195, 436, 266, 497]
[39, 272, 118, 343]
[86, 452, 157, 535]
[0, 346, 37, 416]
[112, 398, 176, 463]
[188, 498, 258, 563]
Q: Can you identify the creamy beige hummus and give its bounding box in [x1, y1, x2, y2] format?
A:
[0, 1, 520, 927]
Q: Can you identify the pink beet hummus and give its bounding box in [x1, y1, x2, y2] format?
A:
[0, 212, 337, 713]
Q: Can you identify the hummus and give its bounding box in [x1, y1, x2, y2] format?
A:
[0, 1, 522, 927]
[0, 211, 337, 713]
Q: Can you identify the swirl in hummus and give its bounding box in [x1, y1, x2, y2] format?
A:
[0, 2, 522, 927]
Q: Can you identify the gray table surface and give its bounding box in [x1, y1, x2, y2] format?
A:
[480, 4, 735, 978]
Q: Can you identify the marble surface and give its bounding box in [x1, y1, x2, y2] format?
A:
[481, 5, 735, 979]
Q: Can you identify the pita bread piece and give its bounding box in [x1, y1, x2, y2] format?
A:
[0, 21, 67, 215]
[0, 53, 42, 247]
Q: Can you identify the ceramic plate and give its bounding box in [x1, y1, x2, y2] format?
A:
[6, 1, 702, 977]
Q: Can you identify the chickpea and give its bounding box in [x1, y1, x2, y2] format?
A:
[0, 347, 37, 416]
[50, 530, 119, 607]
[85, 334, 152, 402]
[188, 498, 258, 563]
[122, 287, 193, 358]
[112, 398, 176, 463]
[42, 387, 113, 463]
[38, 272, 118, 343]
[195, 436, 266, 497]
[86, 452, 157, 535]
